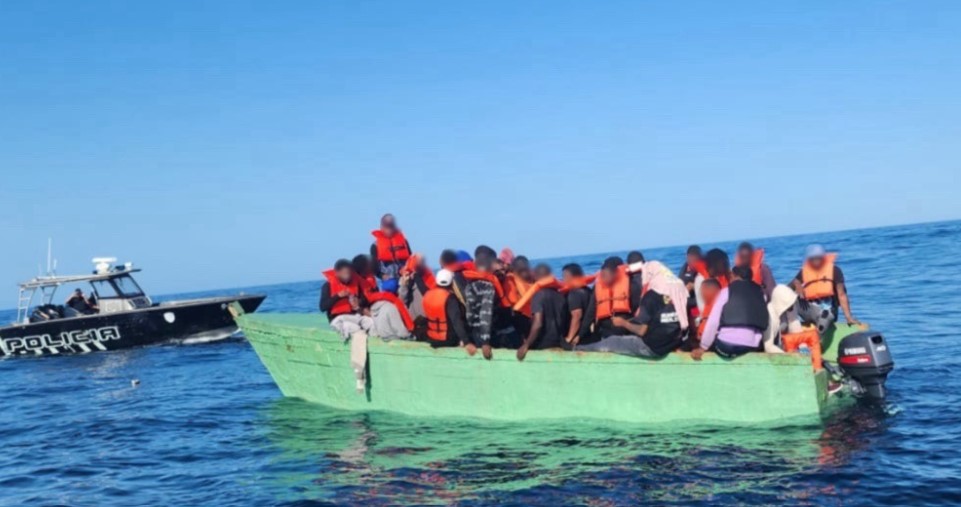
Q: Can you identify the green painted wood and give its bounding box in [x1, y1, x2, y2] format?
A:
[821, 323, 867, 362]
[239, 313, 835, 425]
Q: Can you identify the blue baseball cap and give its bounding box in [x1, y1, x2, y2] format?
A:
[805, 244, 827, 260]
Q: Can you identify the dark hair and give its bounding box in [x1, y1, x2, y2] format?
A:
[351, 254, 371, 274]
[737, 242, 754, 253]
[334, 259, 352, 271]
[732, 265, 753, 281]
[440, 249, 459, 266]
[512, 255, 530, 270]
[475, 256, 493, 272]
[704, 248, 730, 278]
[380, 213, 396, 226]
[533, 263, 552, 277]
[601, 256, 624, 272]
[702, 278, 722, 289]
[627, 251, 645, 264]
[562, 263, 584, 277]
[474, 245, 497, 261]
[687, 245, 703, 256]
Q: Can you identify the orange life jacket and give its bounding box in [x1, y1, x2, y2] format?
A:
[594, 267, 632, 321]
[371, 229, 411, 264]
[503, 273, 534, 316]
[715, 273, 731, 289]
[735, 248, 765, 286]
[781, 327, 823, 371]
[323, 269, 363, 317]
[801, 253, 838, 301]
[558, 274, 597, 294]
[422, 288, 451, 342]
[697, 294, 717, 338]
[511, 275, 564, 312]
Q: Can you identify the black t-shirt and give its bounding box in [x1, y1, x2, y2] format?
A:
[566, 287, 591, 315]
[794, 266, 845, 307]
[530, 289, 569, 349]
[634, 291, 683, 356]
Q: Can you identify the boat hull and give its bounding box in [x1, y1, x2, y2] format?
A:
[239, 314, 864, 425]
[0, 295, 265, 357]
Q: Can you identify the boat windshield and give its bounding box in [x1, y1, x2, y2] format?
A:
[90, 275, 145, 299]
[112, 275, 145, 297]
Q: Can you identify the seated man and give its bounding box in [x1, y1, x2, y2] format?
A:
[65, 289, 96, 315]
[578, 268, 684, 358]
[734, 242, 776, 300]
[442, 250, 499, 360]
[692, 265, 770, 359]
[578, 256, 630, 342]
[422, 269, 471, 349]
[562, 263, 595, 348]
[320, 259, 373, 391]
[397, 254, 435, 340]
[790, 244, 860, 334]
[517, 264, 570, 361]
[320, 259, 371, 331]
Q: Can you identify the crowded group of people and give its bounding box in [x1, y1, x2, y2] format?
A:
[320, 214, 861, 364]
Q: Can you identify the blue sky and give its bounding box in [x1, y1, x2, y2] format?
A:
[1, 1, 959, 296]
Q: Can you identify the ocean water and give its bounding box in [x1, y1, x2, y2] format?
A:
[2, 221, 960, 506]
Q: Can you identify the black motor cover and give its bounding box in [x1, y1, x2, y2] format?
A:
[837, 331, 894, 400]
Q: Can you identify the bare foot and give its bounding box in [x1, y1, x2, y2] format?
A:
[465, 343, 477, 356]
[482, 344, 493, 361]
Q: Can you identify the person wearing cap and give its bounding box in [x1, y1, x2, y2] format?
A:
[422, 269, 471, 349]
[369, 213, 413, 294]
[791, 244, 860, 334]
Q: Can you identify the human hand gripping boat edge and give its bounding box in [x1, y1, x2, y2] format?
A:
[235, 313, 893, 426]
[0, 258, 265, 357]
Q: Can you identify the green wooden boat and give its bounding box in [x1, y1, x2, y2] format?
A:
[236, 310, 868, 426]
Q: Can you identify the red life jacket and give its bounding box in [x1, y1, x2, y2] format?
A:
[735, 248, 766, 286]
[364, 291, 415, 332]
[687, 260, 710, 280]
[371, 229, 411, 264]
[697, 294, 717, 338]
[402, 255, 437, 290]
[462, 270, 505, 302]
[594, 267, 632, 321]
[422, 288, 450, 342]
[322, 269, 363, 317]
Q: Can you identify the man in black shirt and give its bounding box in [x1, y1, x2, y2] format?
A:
[561, 263, 595, 348]
[578, 288, 683, 358]
[517, 264, 569, 361]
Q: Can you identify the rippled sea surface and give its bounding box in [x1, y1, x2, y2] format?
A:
[3, 221, 961, 506]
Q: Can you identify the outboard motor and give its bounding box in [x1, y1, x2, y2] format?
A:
[837, 331, 894, 400]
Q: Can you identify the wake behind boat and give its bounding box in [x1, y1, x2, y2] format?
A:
[0, 258, 265, 357]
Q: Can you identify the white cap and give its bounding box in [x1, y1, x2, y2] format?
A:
[436, 269, 454, 287]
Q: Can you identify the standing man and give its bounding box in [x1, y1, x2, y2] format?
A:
[734, 242, 776, 300]
[370, 213, 412, 294]
[791, 244, 860, 334]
